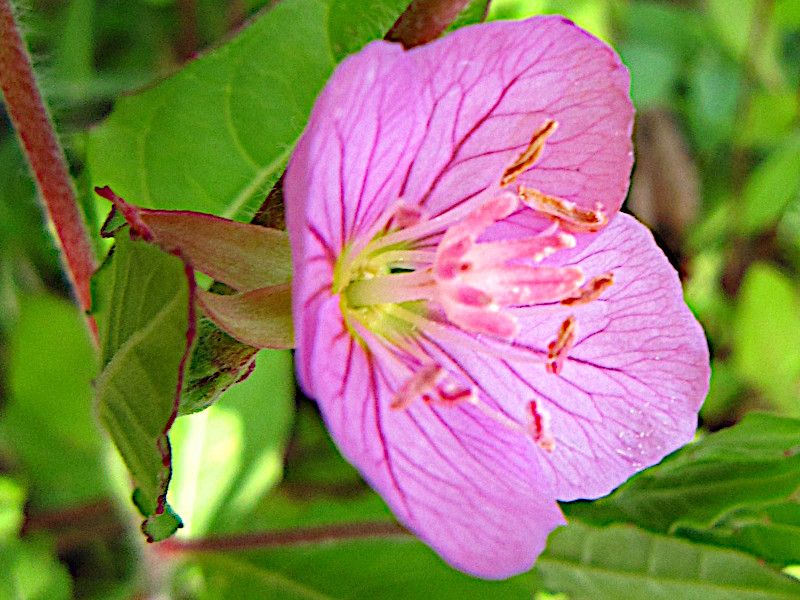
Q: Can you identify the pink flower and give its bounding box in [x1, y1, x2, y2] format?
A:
[285, 16, 709, 579]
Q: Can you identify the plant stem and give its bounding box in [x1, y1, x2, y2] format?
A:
[0, 0, 97, 334]
[157, 521, 408, 554]
[387, 0, 476, 49]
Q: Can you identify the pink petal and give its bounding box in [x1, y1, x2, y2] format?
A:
[401, 16, 633, 224]
[286, 17, 633, 256]
[284, 16, 687, 581]
[285, 42, 427, 255]
[428, 214, 710, 501]
[303, 296, 566, 579]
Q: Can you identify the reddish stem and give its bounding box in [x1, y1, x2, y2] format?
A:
[387, 0, 476, 48]
[0, 0, 97, 336]
[157, 521, 408, 555]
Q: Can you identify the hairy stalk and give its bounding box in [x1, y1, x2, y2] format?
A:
[157, 521, 408, 554]
[0, 0, 97, 335]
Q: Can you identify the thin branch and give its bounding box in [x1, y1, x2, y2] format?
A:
[386, 0, 474, 49]
[157, 521, 409, 554]
[0, 0, 97, 334]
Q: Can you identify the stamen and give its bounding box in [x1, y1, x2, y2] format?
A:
[382, 304, 550, 364]
[346, 268, 435, 306]
[546, 316, 576, 375]
[343, 200, 416, 272]
[501, 120, 558, 187]
[526, 400, 556, 452]
[363, 192, 511, 256]
[390, 363, 476, 410]
[373, 249, 436, 269]
[560, 272, 614, 306]
[518, 186, 607, 233]
[469, 233, 576, 267]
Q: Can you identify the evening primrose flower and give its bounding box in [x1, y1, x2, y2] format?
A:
[285, 17, 709, 579]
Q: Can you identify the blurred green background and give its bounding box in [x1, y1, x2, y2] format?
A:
[1, 0, 799, 598]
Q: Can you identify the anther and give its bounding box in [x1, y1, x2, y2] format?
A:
[526, 400, 555, 452]
[546, 316, 576, 375]
[518, 186, 607, 233]
[560, 272, 614, 306]
[501, 120, 558, 187]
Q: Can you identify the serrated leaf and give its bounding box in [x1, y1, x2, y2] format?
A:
[564, 413, 800, 532]
[177, 537, 538, 599]
[88, 0, 413, 220]
[132, 487, 184, 542]
[675, 501, 800, 567]
[537, 521, 800, 600]
[92, 232, 196, 538]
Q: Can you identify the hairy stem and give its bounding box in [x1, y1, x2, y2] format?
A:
[157, 521, 408, 554]
[0, 0, 97, 332]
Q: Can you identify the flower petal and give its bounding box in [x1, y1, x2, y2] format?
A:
[286, 17, 633, 255]
[304, 296, 566, 579]
[528, 214, 710, 499]
[401, 16, 633, 222]
[428, 214, 710, 501]
[285, 42, 427, 254]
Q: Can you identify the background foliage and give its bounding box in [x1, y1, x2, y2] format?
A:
[1, 0, 800, 598]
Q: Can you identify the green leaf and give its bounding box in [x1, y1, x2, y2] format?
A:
[564, 413, 800, 533]
[537, 521, 800, 600]
[88, 0, 413, 220]
[92, 232, 196, 539]
[620, 41, 680, 107]
[327, 0, 412, 61]
[0, 477, 25, 541]
[741, 135, 800, 231]
[133, 487, 184, 541]
[736, 92, 799, 148]
[54, 0, 95, 85]
[0, 295, 107, 507]
[0, 480, 72, 600]
[0, 538, 72, 600]
[447, 0, 490, 31]
[733, 263, 800, 414]
[685, 51, 741, 154]
[176, 538, 538, 599]
[169, 349, 295, 537]
[675, 501, 800, 567]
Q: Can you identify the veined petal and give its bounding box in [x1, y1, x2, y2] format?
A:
[285, 42, 427, 255]
[430, 215, 709, 501]
[305, 296, 566, 580]
[401, 17, 633, 226]
[285, 14, 701, 582]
